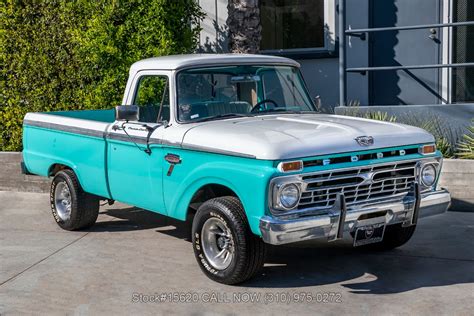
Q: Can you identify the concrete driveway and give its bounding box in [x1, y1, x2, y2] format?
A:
[1, 191, 473, 315]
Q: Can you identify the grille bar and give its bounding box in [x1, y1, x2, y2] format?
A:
[298, 161, 417, 210]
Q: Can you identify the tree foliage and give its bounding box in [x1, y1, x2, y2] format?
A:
[0, 0, 204, 150]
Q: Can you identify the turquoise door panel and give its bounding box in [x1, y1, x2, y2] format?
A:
[106, 136, 166, 214]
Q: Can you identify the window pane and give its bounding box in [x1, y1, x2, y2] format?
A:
[134, 76, 170, 123]
[452, 0, 474, 102]
[260, 0, 325, 50]
[176, 65, 315, 122]
[261, 68, 313, 107]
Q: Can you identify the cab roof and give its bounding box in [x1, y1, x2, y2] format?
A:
[129, 54, 300, 73]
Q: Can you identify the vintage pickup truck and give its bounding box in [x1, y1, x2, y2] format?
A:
[22, 54, 450, 284]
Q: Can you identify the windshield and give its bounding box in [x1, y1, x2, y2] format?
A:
[176, 65, 315, 122]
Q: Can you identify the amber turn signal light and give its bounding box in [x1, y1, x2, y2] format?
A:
[278, 160, 303, 172]
[420, 144, 436, 155]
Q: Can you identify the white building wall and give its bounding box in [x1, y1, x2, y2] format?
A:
[198, 0, 229, 53]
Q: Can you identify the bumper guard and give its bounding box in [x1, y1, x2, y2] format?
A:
[259, 186, 450, 245]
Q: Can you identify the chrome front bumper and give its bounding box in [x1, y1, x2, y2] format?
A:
[259, 187, 451, 245]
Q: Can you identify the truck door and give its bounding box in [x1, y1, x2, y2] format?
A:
[106, 73, 171, 214]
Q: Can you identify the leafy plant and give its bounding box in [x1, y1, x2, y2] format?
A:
[396, 113, 463, 158]
[457, 119, 474, 159]
[0, 0, 205, 151]
[435, 137, 454, 159]
[363, 111, 397, 123]
[340, 106, 466, 158]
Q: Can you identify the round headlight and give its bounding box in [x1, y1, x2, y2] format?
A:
[279, 184, 300, 209]
[421, 164, 436, 187]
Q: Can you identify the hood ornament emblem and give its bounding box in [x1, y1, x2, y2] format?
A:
[355, 136, 374, 146]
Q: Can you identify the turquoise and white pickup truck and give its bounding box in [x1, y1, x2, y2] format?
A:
[22, 54, 450, 284]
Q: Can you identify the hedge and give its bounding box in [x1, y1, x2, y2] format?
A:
[0, 0, 204, 151]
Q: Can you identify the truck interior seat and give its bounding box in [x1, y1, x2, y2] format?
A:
[207, 101, 252, 117]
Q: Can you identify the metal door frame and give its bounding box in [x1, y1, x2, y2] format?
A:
[339, 0, 474, 107]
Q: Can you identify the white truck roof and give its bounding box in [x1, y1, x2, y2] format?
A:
[129, 53, 300, 72]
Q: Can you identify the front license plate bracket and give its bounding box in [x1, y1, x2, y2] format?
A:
[353, 223, 386, 247]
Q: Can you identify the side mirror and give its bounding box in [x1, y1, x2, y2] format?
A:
[115, 105, 139, 121]
[314, 95, 322, 111]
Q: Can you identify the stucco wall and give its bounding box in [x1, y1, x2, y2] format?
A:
[198, 0, 229, 52]
[439, 159, 474, 211]
[0, 152, 50, 193]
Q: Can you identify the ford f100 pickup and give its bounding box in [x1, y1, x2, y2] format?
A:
[22, 54, 451, 284]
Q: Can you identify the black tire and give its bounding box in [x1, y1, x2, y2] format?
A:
[192, 196, 266, 285]
[50, 169, 99, 231]
[363, 223, 416, 251]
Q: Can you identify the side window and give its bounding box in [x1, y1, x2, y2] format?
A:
[261, 68, 310, 108]
[133, 75, 170, 123]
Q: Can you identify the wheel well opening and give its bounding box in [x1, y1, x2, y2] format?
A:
[48, 164, 72, 176]
[186, 184, 238, 220]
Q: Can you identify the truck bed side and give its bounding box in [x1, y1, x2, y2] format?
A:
[22, 109, 115, 198]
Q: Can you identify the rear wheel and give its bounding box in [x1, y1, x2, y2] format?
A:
[50, 170, 99, 231]
[192, 196, 266, 284]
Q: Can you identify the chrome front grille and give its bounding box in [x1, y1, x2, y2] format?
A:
[298, 161, 418, 210]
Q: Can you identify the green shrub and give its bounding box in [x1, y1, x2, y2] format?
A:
[0, 0, 204, 151]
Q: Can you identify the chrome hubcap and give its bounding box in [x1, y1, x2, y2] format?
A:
[201, 217, 234, 270]
[54, 182, 72, 221]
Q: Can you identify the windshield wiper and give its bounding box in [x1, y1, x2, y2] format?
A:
[192, 113, 250, 123]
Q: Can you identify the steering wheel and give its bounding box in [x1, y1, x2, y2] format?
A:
[250, 99, 279, 113]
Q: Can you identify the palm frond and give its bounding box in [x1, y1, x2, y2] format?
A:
[457, 119, 474, 159]
[363, 111, 397, 122]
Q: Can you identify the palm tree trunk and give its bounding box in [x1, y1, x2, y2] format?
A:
[227, 0, 261, 53]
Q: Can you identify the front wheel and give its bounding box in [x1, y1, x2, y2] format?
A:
[192, 196, 266, 284]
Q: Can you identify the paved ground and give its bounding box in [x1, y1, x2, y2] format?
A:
[0, 191, 473, 315]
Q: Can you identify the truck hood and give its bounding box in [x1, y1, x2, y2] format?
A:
[181, 114, 435, 160]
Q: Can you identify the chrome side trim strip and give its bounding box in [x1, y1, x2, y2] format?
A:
[106, 132, 150, 145]
[24, 119, 158, 146]
[180, 143, 257, 159]
[24, 119, 105, 138]
[24, 117, 163, 146]
[24, 117, 256, 157]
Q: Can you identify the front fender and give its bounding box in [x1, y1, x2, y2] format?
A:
[163, 148, 275, 235]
